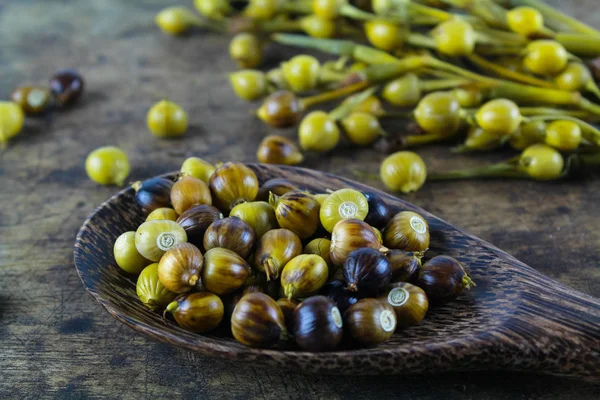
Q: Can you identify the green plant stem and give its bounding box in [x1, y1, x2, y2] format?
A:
[580, 152, 600, 166]
[420, 68, 465, 80]
[510, 0, 600, 37]
[555, 33, 600, 57]
[473, 0, 509, 28]
[408, 1, 453, 21]
[329, 87, 379, 121]
[451, 142, 501, 153]
[190, 17, 226, 33]
[319, 68, 348, 84]
[427, 163, 527, 180]
[282, 0, 313, 14]
[333, 56, 349, 71]
[518, 107, 593, 119]
[578, 98, 600, 118]
[407, 31, 520, 53]
[273, 34, 600, 115]
[406, 33, 437, 49]
[425, 56, 497, 83]
[342, 3, 442, 25]
[443, 0, 508, 29]
[258, 19, 303, 33]
[339, 4, 384, 21]
[485, 82, 581, 106]
[284, 0, 439, 25]
[475, 45, 524, 56]
[468, 54, 554, 87]
[339, 58, 427, 87]
[301, 81, 369, 109]
[273, 34, 401, 64]
[405, 15, 442, 25]
[476, 27, 528, 44]
[274, 34, 484, 81]
[526, 115, 600, 146]
[402, 133, 456, 147]
[420, 78, 472, 91]
[381, 111, 413, 119]
[474, 31, 523, 46]
[253, 17, 362, 37]
[585, 81, 600, 102]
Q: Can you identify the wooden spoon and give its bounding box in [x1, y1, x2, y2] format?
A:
[73, 164, 600, 381]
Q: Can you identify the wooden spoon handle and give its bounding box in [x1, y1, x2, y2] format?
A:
[489, 256, 600, 381]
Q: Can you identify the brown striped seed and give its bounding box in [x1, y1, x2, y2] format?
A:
[203, 217, 256, 259]
[377, 282, 429, 328]
[383, 211, 430, 252]
[231, 292, 287, 348]
[276, 297, 299, 332]
[157, 243, 203, 294]
[269, 190, 320, 239]
[209, 162, 259, 212]
[254, 228, 302, 281]
[166, 291, 224, 333]
[344, 298, 397, 346]
[330, 219, 389, 266]
[201, 248, 251, 295]
[256, 135, 304, 165]
[10, 85, 52, 114]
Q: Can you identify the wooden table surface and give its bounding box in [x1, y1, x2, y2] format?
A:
[1, 0, 598, 398]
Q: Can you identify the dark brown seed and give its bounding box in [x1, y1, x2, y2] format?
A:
[415, 255, 475, 305]
[176, 205, 222, 248]
[320, 280, 359, 314]
[133, 177, 174, 212]
[363, 191, 392, 229]
[256, 178, 300, 202]
[49, 69, 84, 107]
[343, 248, 392, 295]
[294, 296, 343, 351]
[387, 250, 422, 282]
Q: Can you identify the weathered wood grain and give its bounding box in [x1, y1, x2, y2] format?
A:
[1, 0, 599, 398]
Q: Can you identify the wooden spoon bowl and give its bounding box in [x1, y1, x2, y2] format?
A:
[73, 164, 600, 381]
